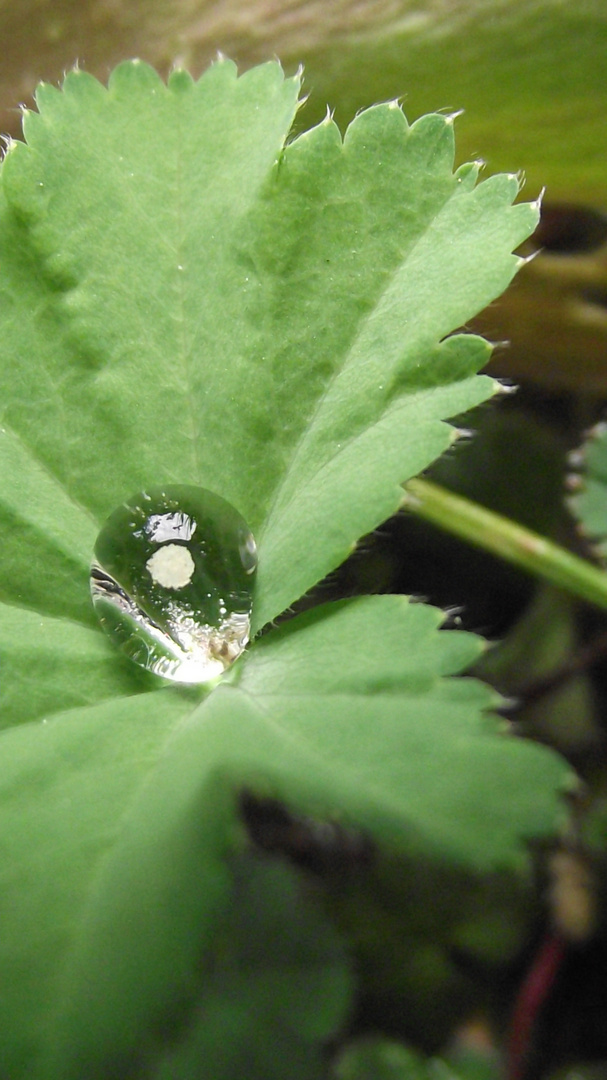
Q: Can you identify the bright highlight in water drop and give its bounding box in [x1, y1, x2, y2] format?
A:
[90, 487, 257, 684]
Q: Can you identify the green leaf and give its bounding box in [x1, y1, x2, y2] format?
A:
[0, 59, 537, 630]
[151, 855, 352, 1080]
[568, 421, 607, 561]
[0, 692, 199, 1077]
[0, 604, 153, 729]
[0, 598, 568, 1077]
[0, 199, 98, 626]
[0, 59, 563, 1078]
[232, 596, 568, 870]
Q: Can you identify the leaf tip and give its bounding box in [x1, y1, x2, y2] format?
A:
[564, 471, 585, 494]
[63, 65, 108, 100]
[0, 133, 16, 161]
[168, 55, 187, 73]
[439, 604, 465, 629]
[529, 186, 545, 216]
[106, 58, 166, 98]
[517, 248, 540, 270]
[494, 379, 519, 397]
[167, 65, 194, 93]
[450, 426, 476, 445]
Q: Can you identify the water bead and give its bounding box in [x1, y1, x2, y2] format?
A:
[90, 486, 257, 684]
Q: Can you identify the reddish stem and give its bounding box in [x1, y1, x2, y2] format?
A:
[507, 932, 567, 1080]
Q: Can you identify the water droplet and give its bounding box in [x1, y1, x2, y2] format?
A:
[91, 486, 257, 684]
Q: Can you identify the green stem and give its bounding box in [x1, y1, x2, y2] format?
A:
[402, 477, 607, 612]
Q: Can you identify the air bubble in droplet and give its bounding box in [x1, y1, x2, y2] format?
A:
[90, 486, 257, 684]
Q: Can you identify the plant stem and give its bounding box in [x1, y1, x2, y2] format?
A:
[402, 477, 607, 612]
[507, 931, 566, 1080]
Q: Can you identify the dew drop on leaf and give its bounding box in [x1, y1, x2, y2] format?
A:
[90, 487, 257, 684]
